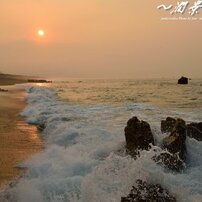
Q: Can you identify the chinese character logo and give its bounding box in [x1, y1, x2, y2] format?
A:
[157, 1, 202, 16]
[189, 1, 202, 15]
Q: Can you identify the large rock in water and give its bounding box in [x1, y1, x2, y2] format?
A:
[121, 180, 176, 202]
[155, 119, 187, 172]
[161, 117, 202, 141]
[178, 76, 188, 84]
[163, 119, 186, 160]
[161, 117, 176, 133]
[187, 122, 202, 141]
[124, 117, 154, 156]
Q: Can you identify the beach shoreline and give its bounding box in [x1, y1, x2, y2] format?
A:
[0, 85, 43, 188]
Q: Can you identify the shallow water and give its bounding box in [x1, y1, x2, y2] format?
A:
[1, 79, 202, 202]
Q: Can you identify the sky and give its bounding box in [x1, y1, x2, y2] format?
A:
[0, 0, 202, 79]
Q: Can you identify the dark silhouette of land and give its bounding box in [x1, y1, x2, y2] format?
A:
[0, 73, 37, 85]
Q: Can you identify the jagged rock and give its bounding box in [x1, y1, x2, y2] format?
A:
[163, 119, 186, 160]
[155, 119, 187, 172]
[161, 117, 202, 141]
[124, 117, 154, 156]
[161, 117, 176, 133]
[121, 179, 176, 202]
[178, 76, 188, 84]
[187, 122, 202, 141]
[154, 152, 185, 172]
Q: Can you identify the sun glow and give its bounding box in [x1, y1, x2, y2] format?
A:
[38, 29, 45, 37]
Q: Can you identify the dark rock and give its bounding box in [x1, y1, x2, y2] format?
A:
[161, 118, 202, 141]
[178, 76, 188, 84]
[154, 153, 185, 172]
[0, 88, 8, 92]
[121, 179, 176, 202]
[187, 122, 202, 141]
[124, 117, 154, 156]
[161, 117, 176, 133]
[27, 79, 52, 83]
[163, 119, 186, 160]
[37, 123, 46, 131]
[155, 119, 187, 172]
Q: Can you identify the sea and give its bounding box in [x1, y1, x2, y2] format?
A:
[1, 79, 202, 202]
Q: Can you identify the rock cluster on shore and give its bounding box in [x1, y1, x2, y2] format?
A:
[0, 88, 8, 92]
[122, 116, 202, 201]
[27, 79, 52, 83]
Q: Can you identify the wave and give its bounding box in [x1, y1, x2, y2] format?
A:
[1, 86, 202, 202]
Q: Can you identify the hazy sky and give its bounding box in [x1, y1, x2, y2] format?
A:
[0, 0, 202, 78]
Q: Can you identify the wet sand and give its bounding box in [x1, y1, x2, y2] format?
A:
[0, 85, 43, 187]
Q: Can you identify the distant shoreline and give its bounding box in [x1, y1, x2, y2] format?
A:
[0, 73, 38, 86]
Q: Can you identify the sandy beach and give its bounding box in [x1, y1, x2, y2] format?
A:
[0, 85, 43, 188]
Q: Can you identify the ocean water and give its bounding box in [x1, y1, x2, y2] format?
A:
[1, 79, 202, 202]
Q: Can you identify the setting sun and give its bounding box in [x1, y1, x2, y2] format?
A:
[37, 29, 45, 37]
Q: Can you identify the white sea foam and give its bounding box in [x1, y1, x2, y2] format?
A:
[1, 85, 202, 202]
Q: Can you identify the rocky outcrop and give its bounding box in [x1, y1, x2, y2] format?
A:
[163, 119, 186, 160]
[121, 118, 191, 201]
[124, 117, 187, 171]
[124, 117, 154, 156]
[121, 117, 202, 201]
[121, 180, 176, 202]
[178, 76, 188, 84]
[0, 88, 8, 92]
[161, 117, 202, 142]
[155, 119, 187, 172]
[187, 122, 202, 141]
[161, 117, 176, 133]
[27, 79, 52, 83]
